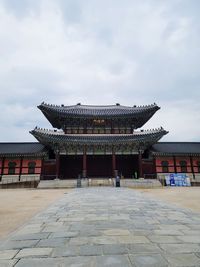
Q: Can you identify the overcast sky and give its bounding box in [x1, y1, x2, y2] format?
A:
[0, 0, 199, 142]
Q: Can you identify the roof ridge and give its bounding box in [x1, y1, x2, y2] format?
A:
[39, 102, 159, 109]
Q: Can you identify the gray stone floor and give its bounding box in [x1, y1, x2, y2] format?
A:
[1, 187, 200, 266]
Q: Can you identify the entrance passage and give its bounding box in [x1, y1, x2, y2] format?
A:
[60, 155, 82, 179]
[116, 155, 139, 178]
[87, 155, 112, 178]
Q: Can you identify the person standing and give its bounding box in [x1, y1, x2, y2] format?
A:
[116, 175, 120, 187]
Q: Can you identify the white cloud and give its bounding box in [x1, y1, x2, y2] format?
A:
[0, 0, 199, 141]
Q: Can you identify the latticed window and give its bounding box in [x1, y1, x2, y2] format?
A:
[180, 161, 187, 173]
[161, 161, 169, 173]
[8, 162, 16, 175]
[197, 161, 200, 173]
[28, 162, 36, 174]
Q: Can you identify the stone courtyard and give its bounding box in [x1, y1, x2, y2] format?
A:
[1, 187, 200, 267]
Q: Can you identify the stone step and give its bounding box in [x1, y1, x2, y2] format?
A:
[88, 178, 114, 187]
[37, 179, 88, 189]
[120, 179, 162, 188]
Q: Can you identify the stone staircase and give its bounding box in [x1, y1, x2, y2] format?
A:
[88, 178, 114, 187]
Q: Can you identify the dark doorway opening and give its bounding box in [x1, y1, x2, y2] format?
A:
[60, 155, 82, 179]
[116, 155, 139, 178]
[42, 160, 56, 180]
[87, 155, 112, 178]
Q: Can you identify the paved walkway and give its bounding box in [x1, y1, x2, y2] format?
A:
[1, 188, 200, 267]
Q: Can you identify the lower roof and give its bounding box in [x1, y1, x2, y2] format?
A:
[0, 143, 47, 157]
[30, 127, 167, 149]
[151, 142, 200, 156]
[0, 142, 200, 157]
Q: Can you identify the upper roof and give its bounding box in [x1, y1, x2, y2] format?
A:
[38, 102, 160, 129]
[151, 142, 200, 156]
[0, 142, 47, 157]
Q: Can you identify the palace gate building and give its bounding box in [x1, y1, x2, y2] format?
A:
[0, 102, 200, 183]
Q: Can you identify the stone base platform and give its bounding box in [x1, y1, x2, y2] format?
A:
[37, 179, 162, 189]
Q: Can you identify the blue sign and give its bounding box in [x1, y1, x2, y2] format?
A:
[165, 173, 191, 187]
[170, 174, 175, 186]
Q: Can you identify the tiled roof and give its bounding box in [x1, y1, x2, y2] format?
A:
[0, 142, 48, 157]
[30, 127, 168, 146]
[38, 102, 160, 129]
[38, 102, 160, 116]
[151, 142, 200, 155]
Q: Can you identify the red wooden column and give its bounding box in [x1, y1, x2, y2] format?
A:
[0, 157, 5, 182]
[173, 156, 177, 173]
[40, 158, 44, 180]
[153, 156, 157, 178]
[190, 156, 195, 179]
[55, 151, 60, 179]
[138, 150, 143, 178]
[19, 157, 23, 181]
[83, 146, 87, 178]
[112, 150, 116, 177]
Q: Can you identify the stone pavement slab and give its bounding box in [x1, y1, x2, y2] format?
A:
[0, 250, 19, 260]
[15, 247, 53, 258]
[1, 187, 200, 266]
[129, 253, 168, 267]
[164, 253, 200, 266]
[0, 259, 18, 267]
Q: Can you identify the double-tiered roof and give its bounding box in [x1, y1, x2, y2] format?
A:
[31, 102, 168, 154]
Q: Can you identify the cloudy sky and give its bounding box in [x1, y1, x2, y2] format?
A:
[0, 0, 199, 142]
